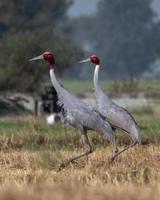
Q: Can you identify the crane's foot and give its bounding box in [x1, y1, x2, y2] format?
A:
[111, 141, 138, 162]
[111, 148, 119, 162]
[57, 162, 67, 172]
[115, 148, 119, 154]
[57, 149, 93, 172]
[111, 154, 118, 162]
[57, 160, 77, 172]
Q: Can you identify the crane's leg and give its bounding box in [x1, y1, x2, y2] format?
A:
[114, 143, 119, 154]
[113, 135, 119, 154]
[58, 130, 93, 171]
[109, 126, 118, 154]
[111, 140, 138, 161]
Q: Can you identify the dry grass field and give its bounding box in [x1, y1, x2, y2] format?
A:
[0, 111, 159, 200]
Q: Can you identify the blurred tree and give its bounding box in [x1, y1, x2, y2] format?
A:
[0, 32, 46, 92]
[0, 0, 83, 92]
[76, 0, 160, 78]
[0, 31, 82, 92]
[0, 0, 73, 34]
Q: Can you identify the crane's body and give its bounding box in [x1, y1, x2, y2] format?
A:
[29, 52, 114, 170]
[80, 55, 141, 159]
[94, 65, 141, 143]
[50, 69, 114, 143]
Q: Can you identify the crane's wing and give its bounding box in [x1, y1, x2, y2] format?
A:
[57, 86, 114, 141]
[49, 70, 113, 142]
[57, 86, 94, 114]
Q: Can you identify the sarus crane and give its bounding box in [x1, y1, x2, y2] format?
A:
[79, 55, 141, 160]
[29, 52, 115, 170]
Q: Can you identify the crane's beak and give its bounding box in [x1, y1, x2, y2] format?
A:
[29, 54, 43, 61]
[79, 58, 90, 63]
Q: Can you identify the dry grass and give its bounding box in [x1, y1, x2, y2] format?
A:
[0, 183, 159, 200]
[0, 146, 159, 199]
[0, 116, 159, 199]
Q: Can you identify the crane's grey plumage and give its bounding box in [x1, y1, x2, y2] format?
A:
[29, 52, 115, 170]
[50, 69, 114, 143]
[80, 55, 141, 160]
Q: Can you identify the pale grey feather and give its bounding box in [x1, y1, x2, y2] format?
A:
[94, 65, 141, 143]
[50, 69, 115, 144]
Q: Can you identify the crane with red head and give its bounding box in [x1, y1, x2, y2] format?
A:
[80, 54, 141, 160]
[29, 52, 115, 170]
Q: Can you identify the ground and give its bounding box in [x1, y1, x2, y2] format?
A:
[0, 108, 159, 200]
[0, 78, 159, 199]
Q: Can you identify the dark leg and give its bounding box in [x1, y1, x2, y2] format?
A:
[115, 146, 119, 154]
[113, 135, 119, 154]
[58, 131, 93, 171]
[111, 141, 138, 161]
[112, 137, 118, 154]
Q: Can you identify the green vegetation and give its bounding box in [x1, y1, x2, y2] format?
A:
[59, 78, 160, 95]
[130, 106, 154, 116]
[0, 114, 159, 152]
[0, 99, 30, 116]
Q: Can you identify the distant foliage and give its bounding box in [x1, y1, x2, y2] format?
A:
[75, 0, 160, 78]
[111, 78, 140, 96]
[0, 32, 46, 91]
[0, 0, 83, 92]
[0, 0, 73, 33]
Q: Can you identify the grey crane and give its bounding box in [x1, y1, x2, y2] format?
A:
[80, 55, 141, 160]
[29, 52, 115, 170]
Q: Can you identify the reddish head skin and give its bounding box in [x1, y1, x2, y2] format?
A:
[43, 52, 56, 69]
[90, 55, 100, 65]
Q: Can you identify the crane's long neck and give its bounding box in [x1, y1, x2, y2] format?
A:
[94, 65, 101, 92]
[49, 69, 62, 94]
[94, 64, 109, 104]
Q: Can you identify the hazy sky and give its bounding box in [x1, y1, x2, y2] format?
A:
[68, 0, 99, 17]
[152, 0, 160, 19]
[68, 0, 160, 19]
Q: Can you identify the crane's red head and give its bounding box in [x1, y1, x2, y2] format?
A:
[43, 52, 55, 69]
[90, 55, 100, 65]
[79, 54, 100, 65]
[29, 51, 56, 69]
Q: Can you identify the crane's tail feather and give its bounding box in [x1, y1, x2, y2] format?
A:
[132, 124, 141, 144]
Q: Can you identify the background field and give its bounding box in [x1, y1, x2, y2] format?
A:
[0, 79, 159, 200]
[60, 78, 160, 95]
[0, 101, 159, 200]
